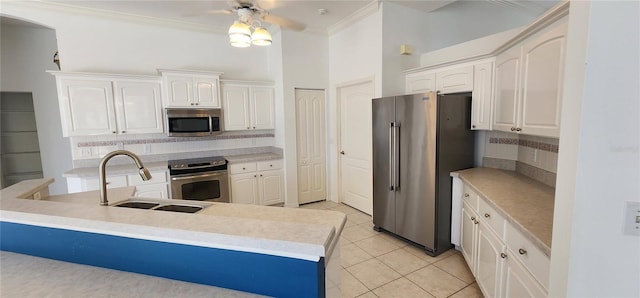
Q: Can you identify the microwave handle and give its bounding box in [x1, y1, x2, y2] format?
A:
[209, 116, 213, 134]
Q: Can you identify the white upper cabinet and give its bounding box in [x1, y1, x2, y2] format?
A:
[112, 80, 163, 134]
[52, 73, 163, 137]
[471, 61, 494, 130]
[222, 82, 275, 131]
[406, 60, 492, 131]
[405, 71, 436, 93]
[436, 65, 474, 94]
[159, 70, 223, 108]
[493, 18, 568, 137]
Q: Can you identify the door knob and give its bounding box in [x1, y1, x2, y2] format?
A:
[340, 151, 345, 155]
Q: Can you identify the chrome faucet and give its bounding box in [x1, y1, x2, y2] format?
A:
[99, 150, 151, 206]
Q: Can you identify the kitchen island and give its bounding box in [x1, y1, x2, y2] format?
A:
[0, 179, 345, 297]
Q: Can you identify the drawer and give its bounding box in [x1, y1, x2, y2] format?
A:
[257, 159, 283, 171]
[229, 162, 257, 174]
[505, 222, 550, 290]
[478, 197, 506, 239]
[128, 170, 167, 186]
[462, 183, 479, 212]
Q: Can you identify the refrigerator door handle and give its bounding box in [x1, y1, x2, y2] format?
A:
[389, 122, 395, 191]
[394, 122, 401, 192]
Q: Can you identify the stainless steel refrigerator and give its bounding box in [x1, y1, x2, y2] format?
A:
[372, 91, 475, 256]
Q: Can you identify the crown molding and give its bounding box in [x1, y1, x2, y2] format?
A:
[327, 1, 380, 36]
[4, 1, 229, 35]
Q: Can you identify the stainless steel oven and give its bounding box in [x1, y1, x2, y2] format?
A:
[168, 156, 229, 203]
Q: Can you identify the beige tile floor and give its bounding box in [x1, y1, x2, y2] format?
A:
[301, 201, 484, 298]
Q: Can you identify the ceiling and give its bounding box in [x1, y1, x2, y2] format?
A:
[35, 0, 557, 34]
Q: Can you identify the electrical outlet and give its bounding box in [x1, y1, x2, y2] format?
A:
[117, 142, 124, 150]
[144, 144, 151, 153]
[81, 147, 92, 157]
[623, 201, 640, 236]
[533, 149, 538, 162]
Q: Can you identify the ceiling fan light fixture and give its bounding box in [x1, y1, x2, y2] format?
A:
[251, 27, 272, 46]
[228, 20, 251, 47]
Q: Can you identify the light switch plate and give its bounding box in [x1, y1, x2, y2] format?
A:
[623, 201, 640, 236]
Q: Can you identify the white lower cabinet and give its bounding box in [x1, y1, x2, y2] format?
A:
[66, 170, 169, 200]
[455, 179, 550, 298]
[229, 159, 284, 206]
[476, 220, 505, 298]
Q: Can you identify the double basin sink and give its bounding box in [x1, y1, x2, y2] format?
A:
[112, 199, 212, 214]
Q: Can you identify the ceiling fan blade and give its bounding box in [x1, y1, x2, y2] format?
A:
[183, 9, 232, 17]
[261, 13, 305, 31]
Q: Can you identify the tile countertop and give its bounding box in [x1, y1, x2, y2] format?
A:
[0, 251, 266, 298]
[0, 179, 346, 263]
[63, 152, 283, 178]
[451, 167, 555, 256]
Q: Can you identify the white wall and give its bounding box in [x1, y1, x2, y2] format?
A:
[550, 1, 640, 297]
[280, 31, 329, 206]
[381, 2, 432, 96]
[419, 0, 551, 53]
[0, 23, 72, 195]
[327, 9, 383, 202]
[1, 3, 271, 79]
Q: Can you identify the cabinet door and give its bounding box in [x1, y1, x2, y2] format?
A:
[230, 173, 258, 204]
[164, 75, 193, 107]
[502, 255, 547, 298]
[519, 22, 567, 137]
[193, 77, 220, 107]
[258, 170, 284, 205]
[58, 79, 117, 136]
[405, 71, 436, 93]
[134, 183, 169, 199]
[81, 175, 128, 191]
[222, 85, 251, 131]
[472, 62, 494, 130]
[250, 87, 275, 129]
[493, 47, 521, 133]
[436, 65, 474, 94]
[113, 81, 163, 134]
[460, 203, 479, 275]
[476, 222, 505, 298]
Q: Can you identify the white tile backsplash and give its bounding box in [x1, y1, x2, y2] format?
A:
[483, 131, 559, 174]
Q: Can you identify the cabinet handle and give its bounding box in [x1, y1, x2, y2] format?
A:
[500, 253, 507, 259]
[121, 131, 126, 133]
[195, 103, 199, 106]
[474, 220, 479, 224]
[471, 216, 476, 221]
[247, 127, 250, 129]
[472, 124, 476, 129]
[190, 103, 194, 106]
[242, 167, 246, 170]
[112, 131, 116, 134]
[510, 127, 516, 132]
[484, 213, 491, 218]
[270, 164, 273, 167]
[515, 128, 522, 132]
[464, 193, 470, 198]
[253, 126, 256, 129]
[518, 248, 527, 255]
[260, 174, 263, 177]
[253, 175, 256, 177]
[340, 151, 345, 155]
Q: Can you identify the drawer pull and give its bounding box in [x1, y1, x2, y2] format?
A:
[484, 213, 491, 218]
[518, 248, 527, 255]
[474, 220, 479, 224]
[242, 167, 246, 170]
[471, 216, 476, 221]
[270, 164, 273, 167]
[464, 193, 470, 198]
[500, 253, 507, 259]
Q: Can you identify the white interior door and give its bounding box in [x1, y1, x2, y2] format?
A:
[295, 89, 327, 205]
[338, 80, 373, 214]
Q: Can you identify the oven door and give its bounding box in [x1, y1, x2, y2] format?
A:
[170, 171, 229, 202]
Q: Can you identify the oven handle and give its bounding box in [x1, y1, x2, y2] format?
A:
[171, 164, 225, 171]
[170, 171, 228, 181]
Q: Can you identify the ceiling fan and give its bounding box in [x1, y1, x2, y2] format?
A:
[204, 0, 306, 31]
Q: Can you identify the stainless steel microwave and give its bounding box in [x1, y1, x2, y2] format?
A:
[166, 108, 223, 137]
